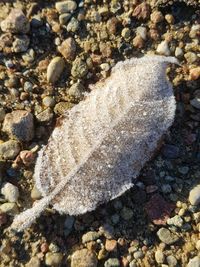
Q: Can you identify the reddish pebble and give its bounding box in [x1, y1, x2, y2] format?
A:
[145, 194, 175, 225]
[40, 242, 49, 253]
[121, 256, 129, 267]
[0, 212, 7, 226]
[20, 150, 35, 166]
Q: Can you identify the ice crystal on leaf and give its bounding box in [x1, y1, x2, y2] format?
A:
[11, 55, 179, 231]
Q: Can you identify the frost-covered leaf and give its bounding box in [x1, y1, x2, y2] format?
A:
[11, 55, 178, 231]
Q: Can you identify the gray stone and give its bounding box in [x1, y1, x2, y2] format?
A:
[1, 9, 30, 34]
[1, 182, 19, 202]
[187, 256, 200, 267]
[120, 207, 134, 220]
[167, 215, 183, 227]
[71, 58, 88, 78]
[166, 255, 178, 266]
[136, 26, 147, 40]
[55, 1, 77, 14]
[64, 215, 75, 229]
[47, 57, 65, 84]
[82, 231, 100, 243]
[104, 258, 120, 267]
[71, 248, 97, 267]
[36, 108, 54, 123]
[12, 35, 30, 53]
[59, 13, 71, 25]
[189, 185, 200, 206]
[2, 110, 34, 142]
[42, 96, 55, 108]
[68, 82, 85, 98]
[45, 252, 63, 266]
[66, 17, 79, 32]
[0, 202, 18, 215]
[161, 184, 172, 194]
[157, 228, 179, 245]
[190, 98, 200, 110]
[0, 140, 20, 160]
[155, 250, 165, 264]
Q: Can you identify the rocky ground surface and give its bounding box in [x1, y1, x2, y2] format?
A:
[0, 0, 199, 266]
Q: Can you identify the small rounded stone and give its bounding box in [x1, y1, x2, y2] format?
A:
[47, 57, 65, 84]
[42, 96, 55, 108]
[1, 182, 19, 202]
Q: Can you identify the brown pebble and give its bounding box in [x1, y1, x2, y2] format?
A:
[105, 239, 117, 252]
[40, 242, 49, 253]
[106, 17, 119, 35]
[132, 3, 151, 20]
[189, 67, 200, 80]
[133, 35, 144, 48]
[150, 11, 164, 24]
[0, 212, 7, 226]
[58, 37, 76, 60]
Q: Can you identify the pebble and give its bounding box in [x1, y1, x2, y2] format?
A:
[156, 40, 171, 56]
[54, 102, 74, 115]
[162, 144, 179, 159]
[136, 26, 147, 40]
[66, 17, 79, 32]
[45, 252, 63, 266]
[187, 256, 200, 267]
[167, 215, 183, 227]
[184, 52, 197, 64]
[166, 255, 178, 267]
[1, 182, 19, 202]
[58, 37, 76, 60]
[42, 96, 55, 108]
[132, 2, 150, 20]
[2, 110, 34, 142]
[161, 184, 172, 194]
[150, 11, 164, 24]
[64, 215, 74, 230]
[0, 140, 20, 160]
[190, 98, 200, 110]
[175, 47, 184, 58]
[71, 58, 88, 78]
[155, 250, 165, 264]
[0, 108, 5, 122]
[120, 207, 133, 220]
[82, 231, 100, 243]
[0, 202, 18, 215]
[157, 228, 179, 245]
[55, 1, 77, 14]
[104, 258, 120, 267]
[12, 35, 30, 53]
[189, 185, 200, 205]
[36, 108, 54, 123]
[1, 9, 30, 34]
[59, 13, 71, 25]
[31, 185, 42, 200]
[47, 57, 65, 84]
[24, 81, 33, 92]
[133, 251, 144, 260]
[71, 248, 97, 267]
[105, 239, 117, 252]
[0, 212, 7, 226]
[196, 240, 200, 250]
[189, 67, 200, 80]
[25, 256, 41, 267]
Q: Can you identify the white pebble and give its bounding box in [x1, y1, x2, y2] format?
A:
[157, 41, 171, 56]
[189, 185, 200, 205]
[1, 182, 19, 202]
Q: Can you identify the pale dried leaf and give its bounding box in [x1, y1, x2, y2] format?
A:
[11, 55, 179, 231]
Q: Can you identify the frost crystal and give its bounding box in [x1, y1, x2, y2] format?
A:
[11, 55, 179, 231]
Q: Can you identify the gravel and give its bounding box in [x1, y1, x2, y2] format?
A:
[1, 182, 19, 202]
[0, 1, 199, 266]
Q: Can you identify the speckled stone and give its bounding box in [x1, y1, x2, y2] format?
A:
[45, 252, 63, 266]
[71, 248, 97, 267]
[157, 228, 179, 245]
[55, 1, 77, 14]
[0, 140, 20, 160]
[2, 110, 34, 142]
